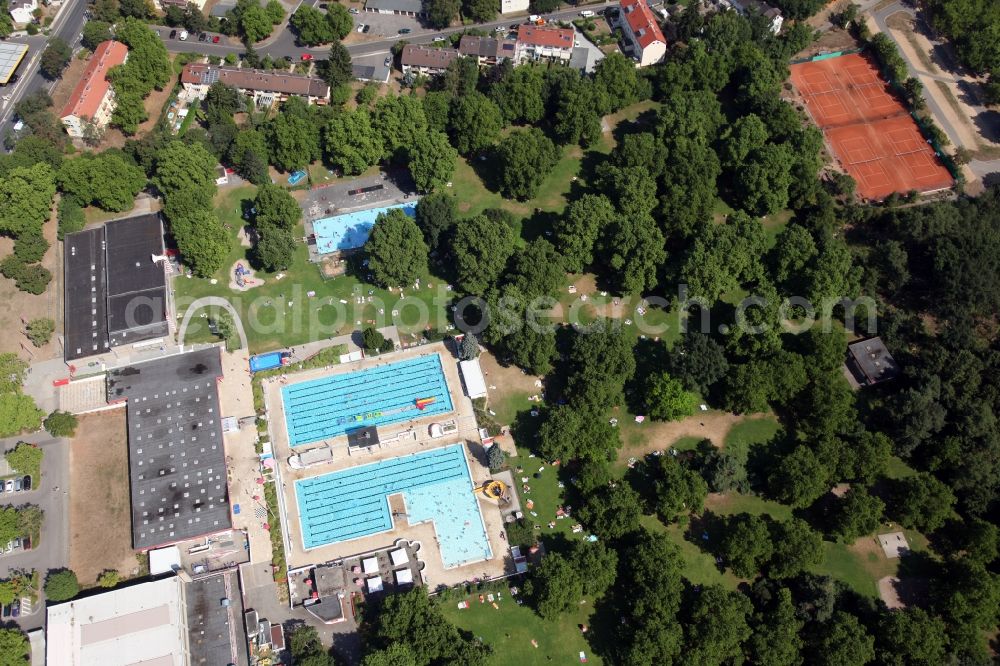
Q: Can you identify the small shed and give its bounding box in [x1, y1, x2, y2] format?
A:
[459, 358, 488, 399]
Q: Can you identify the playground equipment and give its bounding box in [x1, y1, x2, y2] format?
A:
[415, 397, 436, 410]
[474, 479, 511, 504]
[234, 262, 250, 288]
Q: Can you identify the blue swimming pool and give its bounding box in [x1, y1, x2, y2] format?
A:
[294, 444, 493, 568]
[312, 201, 418, 254]
[281, 354, 453, 446]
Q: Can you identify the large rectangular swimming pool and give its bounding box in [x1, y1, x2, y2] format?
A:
[294, 444, 493, 568]
[281, 354, 453, 447]
[312, 201, 417, 254]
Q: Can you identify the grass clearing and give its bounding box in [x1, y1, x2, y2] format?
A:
[723, 416, 781, 459]
[440, 586, 602, 664]
[640, 515, 739, 589]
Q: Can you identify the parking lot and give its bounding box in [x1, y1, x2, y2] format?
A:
[346, 12, 423, 42]
[0, 433, 70, 632]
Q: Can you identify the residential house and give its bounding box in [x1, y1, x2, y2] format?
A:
[617, 0, 667, 67]
[400, 44, 460, 76]
[181, 63, 331, 107]
[458, 35, 516, 66]
[729, 0, 783, 34]
[365, 0, 424, 16]
[353, 63, 391, 84]
[8, 0, 36, 25]
[501, 0, 529, 14]
[845, 337, 900, 388]
[59, 40, 129, 139]
[515, 25, 575, 63]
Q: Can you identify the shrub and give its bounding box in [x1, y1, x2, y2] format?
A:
[97, 570, 120, 588]
[13, 231, 49, 264]
[4, 442, 42, 480]
[57, 197, 86, 240]
[25, 318, 55, 347]
[44, 569, 79, 602]
[486, 442, 506, 471]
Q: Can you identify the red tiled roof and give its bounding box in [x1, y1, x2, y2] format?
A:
[60, 41, 128, 121]
[181, 63, 330, 98]
[620, 0, 666, 50]
[400, 44, 460, 69]
[516, 25, 574, 49]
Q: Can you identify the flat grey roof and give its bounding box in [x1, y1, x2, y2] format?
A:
[0, 42, 29, 85]
[186, 571, 248, 666]
[847, 336, 899, 384]
[108, 348, 232, 550]
[365, 0, 423, 12]
[64, 228, 110, 361]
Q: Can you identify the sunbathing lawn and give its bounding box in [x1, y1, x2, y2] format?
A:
[440, 589, 602, 665]
[173, 186, 451, 353]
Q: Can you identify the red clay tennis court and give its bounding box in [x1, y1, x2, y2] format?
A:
[790, 53, 953, 201]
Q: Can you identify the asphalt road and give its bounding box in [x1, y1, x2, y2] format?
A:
[0, 0, 89, 145]
[0, 433, 70, 633]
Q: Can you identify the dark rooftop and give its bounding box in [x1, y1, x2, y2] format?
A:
[185, 570, 249, 666]
[64, 214, 169, 361]
[64, 228, 109, 361]
[108, 348, 232, 550]
[847, 337, 899, 386]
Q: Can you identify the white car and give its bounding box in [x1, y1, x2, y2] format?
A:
[3, 480, 11, 493]
[432, 36, 446, 42]
[179, 30, 188, 40]
[349, 7, 359, 13]
[579, 9, 595, 17]
[528, 14, 540, 21]
[356, 23, 365, 32]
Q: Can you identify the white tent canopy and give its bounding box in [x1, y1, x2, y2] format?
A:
[459, 359, 488, 399]
[366, 576, 384, 593]
[390, 549, 409, 566]
[394, 569, 413, 585]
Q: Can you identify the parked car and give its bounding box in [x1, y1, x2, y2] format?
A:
[22, 536, 30, 550]
[11, 600, 20, 618]
[13, 478, 20, 492]
[384, 55, 392, 66]
[433, 35, 447, 41]
[198, 32, 207, 42]
[349, 7, 359, 13]
[301, 53, 313, 61]
[179, 30, 188, 40]
[493, 25, 505, 32]
[22, 476, 29, 491]
[363, 24, 371, 33]
[398, 28, 411, 34]
[356, 23, 365, 32]
[1, 605, 9, 619]
[169, 29, 177, 39]
[579, 9, 595, 17]
[213, 35, 220, 43]
[528, 14, 540, 21]
[4, 480, 12, 492]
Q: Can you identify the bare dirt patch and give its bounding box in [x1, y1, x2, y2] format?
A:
[615, 411, 747, 463]
[794, 26, 857, 60]
[49, 55, 90, 116]
[69, 409, 140, 584]
[0, 205, 61, 360]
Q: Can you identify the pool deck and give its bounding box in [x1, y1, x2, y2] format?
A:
[263, 342, 510, 588]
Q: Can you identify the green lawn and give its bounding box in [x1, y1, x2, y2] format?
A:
[440, 588, 601, 665]
[173, 186, 453, 353]
[723, 416, 781, 459]
[640, 515, 740, 589]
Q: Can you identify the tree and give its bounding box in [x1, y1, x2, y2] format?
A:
[235, 0, 273, 42]
[830, 487, 884, 542]
[425, 0, 460, 28]
[537, 405, 621, 463]
[323, 42, 353, 88]
[719, 513, 774, 577]
[97, 570, 121, 588]
[768, 445, 828, 508]
[326, 3, 353, 40]
[58, 152, 147, 212]
[265, 0, 284, 23]
[452, 214, 516, 294]
[593, 53, 642, 112]
[667, 332, 729, 395]
[44, 569, 80, 602]
[82, 21, 113, 51]
[0, 259, 51, 296]
[565, 324, 636, 410]
[57, 198, 85, 240]
[0, 394, 42, 438]
[747, 587, 804, 666]
[374, 94, 430, 159]
[682, 585, 753, 665]
[172, 210, 229, 277]
[556, 194, 615, 273]
[13, 231, 47, 264]
[769, 518, 823, 578]
[458, 334, 479, 361]
[0, 355, 29, 394]
[476, 437, 504, 473]
[414, 192, 456, 253]
[253, 184, 301, 231]
[448, 92, 502, 154]
[0, 628, 29, 666]
[4, 442, 41, 481]
[876, 607, 948, 666]
[503, 238, 564, 300]
[601, 214, 666, 295]
[43, 410, 78, 438]
[702, 447, 749, 494]
[494, 128, 558, 200]
[889, 473, 956, 533]
[408, 131, 457, 193]
[204, 82, 242, 126]
[24, 318, 53, 348]
[362, 326, 387, 353]
[578, 481, 642, 539]
[524, 551, 584, 618]
[268, 113, 321, 171]
[364, 209, 428, 288]
[551, 76, 603, 146]
[462, 0, 495, 22]
[363, 644, 417, 666]
[39, 38, 71, 80]
[490, 64, 545, 125]
[252, 226, 297, 272]
[654, 455, 707, 520]
[288, 625, 334, 666]
[813, 611, 875, 666]
[645, 373, 698, 421]
[323, 109, 384, 176]
[0, 163, 56, 237]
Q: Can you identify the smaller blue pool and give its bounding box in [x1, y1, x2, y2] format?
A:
[312, 201, 417, 254]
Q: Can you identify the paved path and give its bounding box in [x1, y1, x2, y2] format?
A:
[0, 433, 70, 633]
[177, 296, 250, 352]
